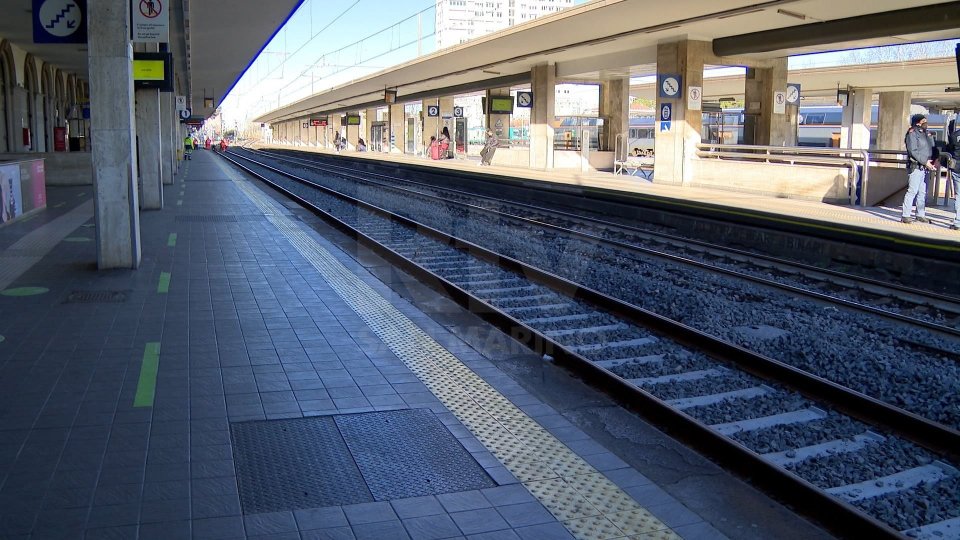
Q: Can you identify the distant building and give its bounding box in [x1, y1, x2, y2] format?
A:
[435, 0, 578, 50]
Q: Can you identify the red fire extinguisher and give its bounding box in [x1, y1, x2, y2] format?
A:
[22, 128, 31, 149]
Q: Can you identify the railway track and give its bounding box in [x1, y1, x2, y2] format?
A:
[249, 148, 960, 337]
[221, 149, 960, 539]
[233, 148, 960, 430]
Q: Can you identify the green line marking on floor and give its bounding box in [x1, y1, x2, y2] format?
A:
[176, 199, 182, 206]
[77, 192, 85, 198]
[0, 335, 5, 344]
[133, 342, 161, 407]
[1, 287, 49, 297]
[64, 237, 91, 242]
[53, 202, 65, 208]
[167, 233, 177, 247]
[157, 272, 171, 294]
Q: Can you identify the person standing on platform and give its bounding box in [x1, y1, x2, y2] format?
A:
[439, 126, 452, 159]
[183, 134, 194, 160]
[480, 129, 499, 166]
[902, 114, 935, 224]
[947, 119, 960, 231]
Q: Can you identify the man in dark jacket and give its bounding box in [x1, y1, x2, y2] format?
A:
[902, 114, 936, 224]
[948, 119, 960, 231]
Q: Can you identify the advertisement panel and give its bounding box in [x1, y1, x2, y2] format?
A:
[0, 163, 23, 224]
[19, 160, 47, 210]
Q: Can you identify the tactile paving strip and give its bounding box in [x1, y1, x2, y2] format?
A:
[335, 409, 495, 500]
[224, 162, 681, 540]
[231, 416, 373, 513]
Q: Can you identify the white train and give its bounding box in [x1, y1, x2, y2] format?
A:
[625, 106, 949, 154]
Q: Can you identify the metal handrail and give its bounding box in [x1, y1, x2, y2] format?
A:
[696, 149, 860, 205]
[696, 143, 876, 206]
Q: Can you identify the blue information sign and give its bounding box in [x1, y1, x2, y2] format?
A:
[660, 103, 672, 122]
[33, 0, 88, 44]
[660, 121, 671, 132]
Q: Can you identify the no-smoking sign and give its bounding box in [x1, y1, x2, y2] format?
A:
[688, 86, 702, 111]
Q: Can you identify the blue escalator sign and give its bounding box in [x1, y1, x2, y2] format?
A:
[33, 0, 88, 44]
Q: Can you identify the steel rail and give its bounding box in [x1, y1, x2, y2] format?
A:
[249, 148, 960, 303]
[222, 150, 928, 539]
[225, 150, 959, 453]
[246, 149, 960, 339]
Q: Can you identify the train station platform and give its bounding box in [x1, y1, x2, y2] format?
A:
[263, 144, 960, 254]
[0, 149, 831, 539]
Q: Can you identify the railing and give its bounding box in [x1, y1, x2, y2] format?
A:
[696, 143, 872, 206]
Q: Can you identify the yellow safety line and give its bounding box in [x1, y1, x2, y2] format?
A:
[223, 163, 680, 540]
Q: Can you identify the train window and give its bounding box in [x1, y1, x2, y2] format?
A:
[802, 113, 824, 125]
[824, 112, 843, 125]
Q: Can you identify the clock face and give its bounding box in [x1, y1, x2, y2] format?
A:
[662, 77, 679, 96]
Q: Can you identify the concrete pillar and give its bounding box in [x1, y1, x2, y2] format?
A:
[877, 91, 911, 151]
[389, 104, 404, 153]
[12, 86, 31, 151]
[653, 40, 705, 185]
[600, 77, 629, 155]
[160, 92, 175, 180]
[345, 114, 359, 150]
[486, 88, 512, 146]
[841, 87, 872, 150]
[135, 85, 163, 209]
[743, 58, 790, 146]
[422, 97, 455, 148]
[529, 63, 555, 169]
[88, 0, 140, 268]
[330, 115, 342, 149]
[33, 93, 46, 152]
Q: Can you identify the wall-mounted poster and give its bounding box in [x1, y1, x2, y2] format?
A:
[0, 163, 23, 224]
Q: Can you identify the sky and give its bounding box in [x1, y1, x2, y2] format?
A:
[219, 1, 959, 128]
[220, 0, 592, 127]
[221, 0, 438, 126]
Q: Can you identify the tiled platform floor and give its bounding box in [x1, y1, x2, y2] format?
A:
[0, 151, 829, 539]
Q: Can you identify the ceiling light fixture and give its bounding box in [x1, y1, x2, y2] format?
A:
[482, 69, 502, 75]
[777, 8, 807, 20]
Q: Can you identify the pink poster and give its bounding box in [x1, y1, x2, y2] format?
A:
[31, 160, 46, 208]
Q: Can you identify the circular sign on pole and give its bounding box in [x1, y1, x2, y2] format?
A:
[516, 91, 533, 108]
[661, 76, 680, 97]
[453, 106, 464, 118]
[179, 108, 191, 120]
[39, 0, 83, 38]
[786, 84, 801, 104]
[140, 0, 162, 18]
[427, 105, 440, 117]
[660, 104, 672, 122]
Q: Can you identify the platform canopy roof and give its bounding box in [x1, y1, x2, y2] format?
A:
[630, 58, 960, 109]
[0, 0, 302, 118]
[254, 0, 960, 123]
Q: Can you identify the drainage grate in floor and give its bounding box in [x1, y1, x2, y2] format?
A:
[62, 290, 129, 304]
[174, 214, 266, 223]
[336, 408, 496, 501]
[231, 416, 372, 514]
[231, 409, 494, 514]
